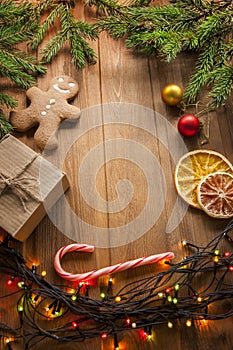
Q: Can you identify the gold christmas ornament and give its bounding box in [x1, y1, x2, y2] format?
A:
[161, 84, 183, 106]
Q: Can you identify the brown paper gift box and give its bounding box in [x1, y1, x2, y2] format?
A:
[0, 135, 69, 241]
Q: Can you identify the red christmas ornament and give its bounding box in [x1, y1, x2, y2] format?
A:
[177, 114, 200, 137]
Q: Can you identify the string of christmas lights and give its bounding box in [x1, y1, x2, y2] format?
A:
[0, 221, 233, 349]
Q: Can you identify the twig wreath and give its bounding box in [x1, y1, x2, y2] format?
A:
[0, 221, 233, 349]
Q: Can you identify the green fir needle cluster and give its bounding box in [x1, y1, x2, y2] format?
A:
[0, 0, 232, 138]
[98, 0, 233, 109]
[31, 0, 98, 69]
[0, 0, 46, 137]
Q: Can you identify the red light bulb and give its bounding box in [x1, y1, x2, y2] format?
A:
[72, 321, 78, 328]
[126, 318, 131, 325]
[224, 252, 231, 257]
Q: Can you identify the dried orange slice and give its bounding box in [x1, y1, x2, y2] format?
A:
[175, 150, 233, 208]
[197, 172, 233, 218]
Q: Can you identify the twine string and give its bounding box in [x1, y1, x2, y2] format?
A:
[0, 155, 42, 211]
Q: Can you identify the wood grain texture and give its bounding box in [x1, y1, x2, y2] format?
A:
[0, 1, 233, 350]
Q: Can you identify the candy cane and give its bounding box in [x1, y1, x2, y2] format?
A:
[54, 243, 175, 283]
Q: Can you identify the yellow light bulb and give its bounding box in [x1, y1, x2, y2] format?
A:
[68, 288, 75, 294]
[115, 296, 121, 303]
[41, 270, 47, 277]
[186, 320, 192, 327]
[147, 334, 153, 341]
[168, 321, 173, 328]
[197, 296, 202, 303]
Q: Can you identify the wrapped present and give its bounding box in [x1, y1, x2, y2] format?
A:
[0, 135, 69, 241]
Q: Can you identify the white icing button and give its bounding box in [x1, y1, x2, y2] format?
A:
[41, 111, 47, 116]
[50, 98, 56, 104]
[58, 77, 64, 82]
[46, 104, 51, 109]
[69, 82, 75, 87]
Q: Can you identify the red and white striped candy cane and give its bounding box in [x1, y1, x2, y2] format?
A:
[54, 243, 175, 283]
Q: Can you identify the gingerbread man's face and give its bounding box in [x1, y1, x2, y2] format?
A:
[49, 75, 79, 100]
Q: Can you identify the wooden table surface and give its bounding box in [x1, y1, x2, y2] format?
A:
[1, 2, 233, 350]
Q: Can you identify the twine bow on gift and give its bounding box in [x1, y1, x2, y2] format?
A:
[0, 155, 42, 211]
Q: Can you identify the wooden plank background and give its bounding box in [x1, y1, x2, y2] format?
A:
[0, 1, 233, 350]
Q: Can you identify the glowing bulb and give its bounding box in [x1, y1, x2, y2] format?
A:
[147, 334, 153, 341]
[101, 333, 108, 339]
[214, 250, 220, 256]
[181, 264, 188, 269]
[132, 322, 137, 328]
[41, 270, 47, 277]
[186, 320, 192, 327]
[100, 292, 106, 299]
[7, 279, 12, 285]
[71, 295, 77, 301]
[18, 305, 24, 312]
[167, 295, 173, 302]
[115, 296, 121, 302]
[6, 338, 10, 343]
[45, 307, 50, 312]
[126, 318, 131, 325]
[165, 288, 171, 294]
[17, 281, 25, 289]
[174, 284, 180, 291]
[158, 292, 164, 298]
[181, 240, 187, 246]
[197, 296, 202, 303]
[68, 288, 75, 294]
[173, 297, 178, 304]
[72, 321, 78, 328]
[228, 265, 233, 271]
[167, 321, 173, 328]
[224, 252, 231, 257]
[213, 256, 219, 263]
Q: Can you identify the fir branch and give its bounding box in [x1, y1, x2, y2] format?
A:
[0, 0, 46, 91]
[85, 0, 123, 16]
[35, 2, 99, 70]
[99, 0, 233, 108]
[184, 42, 216, 103]
[0, 23, 38, 47]
[31, 4, 64, 49]
[0, 50, 45, 89]
[0, 94, 18, 109]
[0, 110, 14, 138]
[40, 29, 69, 64]
[208, 65, 233, 109]
[0, 0, 35, 25]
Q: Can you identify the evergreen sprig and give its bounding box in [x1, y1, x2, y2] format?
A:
[0, 109, 14, 138]
[0, 0, 46, 137]
[0, 0, 232, 117]
[98, 0, 233, 109]
[85, 0, 123, 16]
[32, 1, 98, 70]
[0, 1, 46, 87]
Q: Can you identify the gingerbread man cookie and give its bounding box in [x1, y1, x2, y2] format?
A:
[10, 75, 81, 150]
